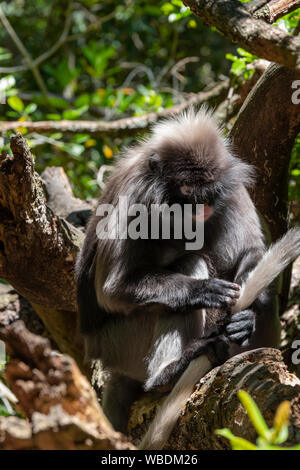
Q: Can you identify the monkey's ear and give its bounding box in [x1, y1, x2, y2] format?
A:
[149, 153, 161, 173]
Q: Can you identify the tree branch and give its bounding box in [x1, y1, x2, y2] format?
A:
[0, 4, 49, 95]
[254, 0, 300, 23]
[129, 349, 300, 449]
[0, 81, 229, 137]
[0, 321, 135, 450]
[183, 0, 300, 71]
[230, 63, 300, 241]
[229, 63, 300, 312]
[0, 6, 115, 75]
[0, 2, 74, 74]
[0, 134, 85, 368]
[245, 0, 271, 15]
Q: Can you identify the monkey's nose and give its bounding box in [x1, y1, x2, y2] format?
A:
[180, 185, 193, 196]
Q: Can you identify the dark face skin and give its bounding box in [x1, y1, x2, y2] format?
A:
[149, 151, 227, 225]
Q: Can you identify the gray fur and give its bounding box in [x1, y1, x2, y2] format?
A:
[76, 108, 285, 448]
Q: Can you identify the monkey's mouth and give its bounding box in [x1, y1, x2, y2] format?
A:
[192, 205, 213, 222]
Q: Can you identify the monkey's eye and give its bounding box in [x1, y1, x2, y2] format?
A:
[149, 153, 161, 172]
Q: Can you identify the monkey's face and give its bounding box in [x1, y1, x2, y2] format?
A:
[148, 146, 227, 223]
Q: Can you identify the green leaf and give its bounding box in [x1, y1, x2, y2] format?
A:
[62, 143, 85, 157]
[7, 96, 24, 113]
[62, 105, 88, 120]
[46, 113, 61, 120]
[24, 103, 37, 115]
[238, 390, 271, 441]
[215, 429, 257, 450]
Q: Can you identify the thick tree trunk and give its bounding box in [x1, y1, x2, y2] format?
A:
[230, 64, 300, 241]
[0, 135, 85, 370]
[129, 348, 300, 449]
[230, 64, 300, 311]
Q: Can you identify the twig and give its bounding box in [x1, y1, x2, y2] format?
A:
[0, 3, 48, 95]
[254, 0, 300, 23]
[245, 0, 271, 14]
[66, 11, 115, 42]
[0, 1, 74, 74]
[183, 0, 300, 71]
[0, 80, 229, 137]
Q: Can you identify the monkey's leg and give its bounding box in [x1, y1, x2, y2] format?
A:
[102, 374, 142, 433]
[144, 335, 228, 391]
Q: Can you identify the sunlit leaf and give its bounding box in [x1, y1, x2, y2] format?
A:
[7, 96, 24, 113]
[216, 429, 257, 450]
[238, 390, 271, 440]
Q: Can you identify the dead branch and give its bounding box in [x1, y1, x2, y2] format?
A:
[0, 81, 229, 137]
[0, 320, 134, 450]
[129, 348, 300, 449]
[41, 166, 96, 228]
[254, 0, 300, 23]
[0, 134, 85, 369]
[183, 0, 300, 71]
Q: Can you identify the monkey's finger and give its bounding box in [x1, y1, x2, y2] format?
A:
[205, 280, 240, 297]
[226, 319, 253, 334]
[210, 279, 241, 291]
[211, 286, 240, 298]
[227, 331, 249, 343]
[202, 294, 237, 308]
[230, 310, 254, 323]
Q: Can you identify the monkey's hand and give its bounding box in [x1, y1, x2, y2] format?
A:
[225, 309, 255, 346]
[189, 278, 240, 310]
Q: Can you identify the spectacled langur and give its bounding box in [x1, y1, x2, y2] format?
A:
[76, 108, 300, 449]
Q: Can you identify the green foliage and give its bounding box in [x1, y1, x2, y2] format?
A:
[289, 135, 300, 203]
[216, 390, 300, 450]
[0, 0, 235, 198]
[0, 1, 299, 201]
[226, 48, 257, 80]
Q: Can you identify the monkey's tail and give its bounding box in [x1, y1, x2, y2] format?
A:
[140, 227, 300, 450]
[232, 227, 300, 314]
[139, 355, 212, 450]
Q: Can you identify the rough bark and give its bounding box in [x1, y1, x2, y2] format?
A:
[0, 135, 83, 310]
[0, 282, 49, 338]
[0, 320, 135, 450]
[230, 64, 300, 311]
[129, 348, 300, 449]
[230, 64, 300, 241]
[41, 166, 96, 228]
[1, 320, 300, 450]
[0, 134, 85, 370]
[183, 0, 300, 71]
[254, 0, 300, 23]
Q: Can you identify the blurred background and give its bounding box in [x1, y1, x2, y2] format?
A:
[0, 0, 299, 215]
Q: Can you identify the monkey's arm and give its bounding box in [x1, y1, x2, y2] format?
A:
[100, 266, 240, 314]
